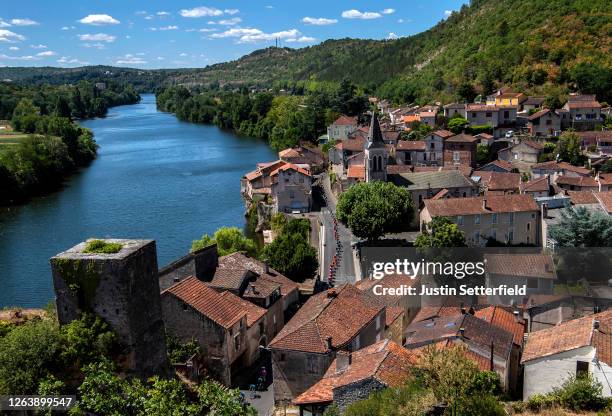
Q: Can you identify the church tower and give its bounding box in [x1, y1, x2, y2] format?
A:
[364, 114, 388, 182]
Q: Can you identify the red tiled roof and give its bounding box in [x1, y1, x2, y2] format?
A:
[269, 285, 384, 353]
[333, 115, 358, 126]
[347, 165, 365, 180]
[423, 194, 538, 217]
[386, 164, 414, 175]
[337, 136, 366, 152]
[431, 188, 449, 200]
[520, 176, 549, 193]
[484, 253, 556, 280]
[270, 163, 312, 177]
[594, 191, 612, 213]
[466, 104, 498, 112]
[522, 140, 545, 150]
[433, 129, 454, 138]
[532, 161, 590, 176]
[522, 310, 612, 364]
[163, 276, 248, 329]
[446, 133, 478, 143]
[527, 108, 554, 121]
[397, 140, 426, 151]
[480, 159, 513, 172]
[474, 306, 525, 346]
[556, 175, 598, 188]
[566, 101, 602, 109]
[567, 190, 598, 205]
[293, 340, 418, 405]
[476, 171, 521, 192]
[219, 291, 266, 327]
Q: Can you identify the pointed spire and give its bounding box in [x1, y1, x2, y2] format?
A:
[366, 114, 386, 149]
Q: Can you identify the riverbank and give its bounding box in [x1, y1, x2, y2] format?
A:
[0, 94, 276, 307]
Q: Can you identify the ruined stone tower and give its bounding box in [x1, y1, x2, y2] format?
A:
[50, 239, 169, 378]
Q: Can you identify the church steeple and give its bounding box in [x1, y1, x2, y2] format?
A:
[366, 114, 386, 149]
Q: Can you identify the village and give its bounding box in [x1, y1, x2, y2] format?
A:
[27, 86, 612, 415]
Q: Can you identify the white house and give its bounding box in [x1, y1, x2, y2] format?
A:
[521, 310, 612, 400]
[270, 163, 313, 213]
[327, 115, 358, 141]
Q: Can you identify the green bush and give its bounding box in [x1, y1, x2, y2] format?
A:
[83, 240, 123, 254]
[554, 375, 608, 411]
[526, 393, 558, 411]
[458, 394, 505, 416]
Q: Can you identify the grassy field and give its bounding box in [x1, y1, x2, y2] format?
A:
[0, 133, 28, 145]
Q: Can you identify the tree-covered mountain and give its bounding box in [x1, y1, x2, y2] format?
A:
[1, 0, 610, 103]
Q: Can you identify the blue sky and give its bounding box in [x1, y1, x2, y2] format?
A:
[0, 1, 467, 69]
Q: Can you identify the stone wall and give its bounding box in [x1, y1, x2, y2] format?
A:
[271, 349, 334, 403]
[158, 244, 218, 290]
[51, 239, 169, 378]
[334, 378, 386, 413]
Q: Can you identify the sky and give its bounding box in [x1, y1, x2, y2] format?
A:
[0, 1, 467, 69]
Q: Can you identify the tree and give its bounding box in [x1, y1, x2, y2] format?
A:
[447, 117, 469, 134]
[456, 82, 477, 103]
[336, 182, 413, 241]
[549, 207, 612, 247]
[414, 217, 467, 248]
[556, 131, 584, 166]
[191, 226, 257, 257]
[262, 226, 318, 282]
[476, 144, 491, 166]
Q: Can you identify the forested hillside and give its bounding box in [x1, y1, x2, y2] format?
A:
[168, 0, 611, 104]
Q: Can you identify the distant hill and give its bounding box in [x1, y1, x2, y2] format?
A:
[1, 0, 610, 103]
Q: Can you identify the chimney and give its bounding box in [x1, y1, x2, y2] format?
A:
[482, 199, 488, 210]
[490, 341, 495, 371]
[459, 327, 465, 337]
[541, 203, 548, 220]
[513, 310, 520, 321]
[326, 336, 333, 351]
[250, 283, 259, 295]
[336, 350, 352, 372]
[461, 307, 467, 315]
[594, 320, 600, 330]
[264, 262, 269, 274]
[327, 289, 338, 298]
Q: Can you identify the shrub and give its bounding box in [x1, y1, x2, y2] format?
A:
[526, 393, 558, 411]
[458, 394, 505, 416]
[83, 240, 122, 254]
[554, 374, 608, 411]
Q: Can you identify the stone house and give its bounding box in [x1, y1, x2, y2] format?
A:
[498, 141, 544, 164]
[465, 104, 500, 128]
[423, 129, 453, 166]
[270, 163, 313, 213]
[279, 146, 326, 174]
[443, 103, 465, 119]
[578, 131, 612, 155]
[395, 140, 426, 165]
[524, 295, 612, 332]
[242, 160, 287, 202]
[327, 115, 358, 141]
[420, 194, 540, 246]
[419, 111, 436, 128]
[161, 276, 267, 386]
[530, 160, 591, 180]
[520, 176, 550, 198]
[392, 170, 478, 211]
[561, 94, 603, 130]
[527, 109, 561, 137]
[292, 340, 419, 415]
[269, 285, 387, 403]
[484, 253, 556, 306]
[444, 133, 479, 168]
[521, 97, 546, 113]
[522, 310, 612, 400]
[472, 171, 521, 195]
[478, 159, 514, 173]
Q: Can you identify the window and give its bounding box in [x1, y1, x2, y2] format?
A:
[527, 278, 538, 289]
[474, 215, 481, 224]
[430, 142, 435, 149]
[354, 335, 361, 350]
[576, 361, 589, 378]
[546, 119, 552, 125]
[307, 356, 317, 374]
[472, 113, 476, 118]
[509, 212, 514, 224]
[491, 230, 497, 240]
[527, 222, 531, 231]
[508, 231, 514, 243]
[234, 334, 241, 351]
[376, 315, 381, 331]
[504, 111, 509, 119]
[474, 232, 480, 242]
[486, 112, 492, 117]
[453, 151, 460, 162]
[289, 191, 295, 199]
[492, 213, 498, 224]
[259, 321, 265, 336]
[457, 216, 464, 225]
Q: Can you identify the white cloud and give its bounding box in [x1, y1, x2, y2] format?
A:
[286, 36, 316, 43]
[57, 56, 89, 65]
[265, 5, 274, 9]
[179, 52, 188, 57]
[158, 25, 179, 30]
[0, 53, 39, 61]
[115, 54, 147, 65]
[10, 18, 39, 26]
[0, 29, 25, 42]
[156, 56, 164, 60]
[341, 10, 382, 20]
[30, 44, 47, 49]
[381, 8, 395, 15]
[180, 7, 223, 18]
[302, 17, 337, 26]
[387, 32, 399, 40]
[185, 28, 217, 32]
[82, 42, 107, 49]
[210, 27, 263, 38]
[156, 11, 171, 17]
[444, 10, 453, 17]
[0, 20, 11, 28]
[238, 28, 301, 43]
[135, 11, 148, 16]
[78, 33, 116, 42]
[61, 26, 75, 30]
[217, 17, 242, 25]
[36, 50, 57, 57]
[9, 46, 18, 50]
[224, 9, 240, 15]
[78, 14, 120, 25]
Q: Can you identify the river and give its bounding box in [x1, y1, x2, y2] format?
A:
[0, 94, 277, 307]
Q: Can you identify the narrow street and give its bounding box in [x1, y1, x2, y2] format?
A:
[319, 173, 358, 285]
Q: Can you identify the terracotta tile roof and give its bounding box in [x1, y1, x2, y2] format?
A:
[432, 129, 454, 138]
[419, 111, 436, 118]
[219, 291, 266, 327]
[556, 175, 598, 188]
[163, 276, 247, 328]
[269, 285, 384, 353]
[520, 176, 549, 193]
[474, 306, 525, 346]
[480, 159, 513, 172]
[423, 194, 538, 217]
[279, 148, 301, 158]
[476, 171, 521, 192]
[403, 115, 420, 123]
[577, 131, 612, 141]
[522, 140, 545, 150]
[216, 252, 297, 297]
[532, 161, 591, 176]
[524, 97, 546, 106]
[522, 310, 612, 363]
[347, 165, 365, 180]
[397, 140, 426, 151]
[484, 253, 557, 280]
[444, 103, 465, 109]
[567, 190, 598, 205]
[594, 191, 612, 213]
[333, 115, 358, 126]
[475, 132, 494, 140]
[466, 104, 498, 112]
[566, 101, 602, 109]
[270, 162, 312, 177]
[525, 294, 571, 309]
[446, 133, 478, 143]
[293, 340, 418, 405]
[337, 136, 366, 152]
[431, 188, 449, 200]
[386, 164, 414, 175]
